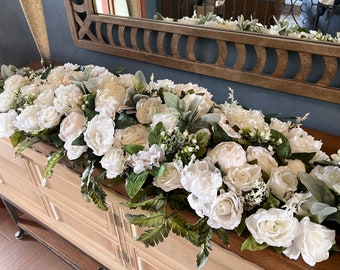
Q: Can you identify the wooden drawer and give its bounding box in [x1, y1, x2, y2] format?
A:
[46, 196, 124, 269]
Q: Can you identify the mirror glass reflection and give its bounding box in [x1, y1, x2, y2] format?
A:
[92, 0, 340, 37]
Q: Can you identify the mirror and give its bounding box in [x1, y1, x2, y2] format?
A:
[92, 0, 340, 37]
[64, 0, 340, 104]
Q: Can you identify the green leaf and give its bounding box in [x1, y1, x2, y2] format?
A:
[136, 225, 170, 247]
[9, 131, 26, 147]
[213, 228, 229, 247]
[43, 148, 66, 180]
[40, 66, 52, 80]
[149, 164, 165, 177]
[211, 124, 232, 146]
[148, 121, 165, 145]
[132, 70, 147, 93]
[234, 212, 247, 236]
[163, 92, 179, 109]
[125, 171, 149, 199]
[15, 136, 41, 156]
[123, 144, 144, 155]
[298, 172, 335, 206]
[125, 212, 165, 228]
[168, 212, 199, 244]
[190, 114, 221, 133]
[80, 161, 108, 211]
[263, 194, 281, 209]
[241, 235, 268, 251]
[271, 129, 291, 160]
[71, 133, 86, 146]
[115, 112, 138, 129]
[290, 152, 316, 163]
[122, 194, 166, 211]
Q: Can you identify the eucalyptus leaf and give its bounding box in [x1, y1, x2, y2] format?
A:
[190, 113, 220, 132]
[309, 201, 337, 223]
[163, 92, 179, 109]
[132, 70, 146, 93]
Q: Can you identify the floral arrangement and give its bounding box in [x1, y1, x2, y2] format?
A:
[0, 63, 339, 269]
[154, 11, 340, 44]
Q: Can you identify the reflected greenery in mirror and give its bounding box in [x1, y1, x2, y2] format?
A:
[92, 0, 340, 39]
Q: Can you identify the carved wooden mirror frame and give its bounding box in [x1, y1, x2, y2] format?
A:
[64, 0, 340, 104]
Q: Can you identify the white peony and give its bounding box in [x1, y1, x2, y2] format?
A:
[34, 89, 55, 107]
[84, 113, 115, 156]
[37, 105, 61, 129]
[283, 216, 336, 266]
[181, 158, 223, 204]
[53, 84, 83, 114]
[224, 163, 263, 194]
[114, 124, 149, 148]
[268, 166, 298, 202]
[287, 159, 306, 174]
[245, 208, 299, 248]
[153, 161, 183, 192]
[310, 165, 340, 194]
[0, 91, 15, 112]
[3, 74, 28, 93]
[14, 105, 41, 132]
[207, 190, 243, 230]
[135, 97, 166, 124]
[246, 146, 278, 176]
[95, 84, 126, 117]
[0, 110, 18, 138]
[207, 142, 247, 174]
[100, 147, 126, 179]
[59, 111, 87, 142]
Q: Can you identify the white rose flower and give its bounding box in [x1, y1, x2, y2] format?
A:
[283, 217, 336, 266]
[287, 159, 306, 174]
[114, 124, 149, 148]
[268, 166, 298, 202]
[84, 114, 115, 156]
[135, 97, 166, 124]
[47, 64, 80, 88]
[100, 147, 126, 179]
[287, 127, 323, 154]
[270, 118, 290, 136]
[129, 144, 165, 174]
[150, 109, 179, 132]
[95, 84, 126, 117]
[59, 111, 87, 142]
[64, 138, 88, 160]
[246, 146, 278, 176]
[0, 110, 18, 138]
[181, 158, 223, 204]
[187, 193, 212, 217]
[37, 106, 61, 129]
[3, 74, 28, 93]
[207, 190, 243, 230]
[117, 73, 133, 88]
[14, 105, 41, 132]
[53, 84, 83, 114]
[207, 142, 247, 174]
[224, 163, 263, 194]
[310, 165, 340, 194]
[153, 161, 183, 192]
[245, 208, 299, 248]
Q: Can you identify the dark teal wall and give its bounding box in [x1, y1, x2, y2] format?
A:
[0, 0, 339, 137]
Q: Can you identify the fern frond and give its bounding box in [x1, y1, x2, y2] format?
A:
[168, 212, 200, 245]
[136, 225, 170, 247]
[125, 212, 165, 228]
[122, 194, 166, 211]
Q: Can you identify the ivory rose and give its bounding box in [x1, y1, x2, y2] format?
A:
[245, 208, 299, 248]
[224, 163, 263, 194]
[59, 111, 87, 142]
[268, 166, 298, 202]
[151, 109, 179, 132]
[246, 146, 278, 176]
[153, 161, 183, 192]
[37, 105, 61, 129]
[95, 84, 126, 117]
[207, 190, 243, 230]
[310, 165, 340, 194]
[207, 142, 247, 174]
[135, 97, 166, 124]
[114, 124, 149, 148]
[283, 217, 336, 266]
[84, 113, 115, 156]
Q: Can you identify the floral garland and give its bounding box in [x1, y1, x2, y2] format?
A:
[154, 12, 340, 44]
[0, 63, 339, 269]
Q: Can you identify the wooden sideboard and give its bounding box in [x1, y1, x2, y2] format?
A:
[0, 138, 264, 270]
